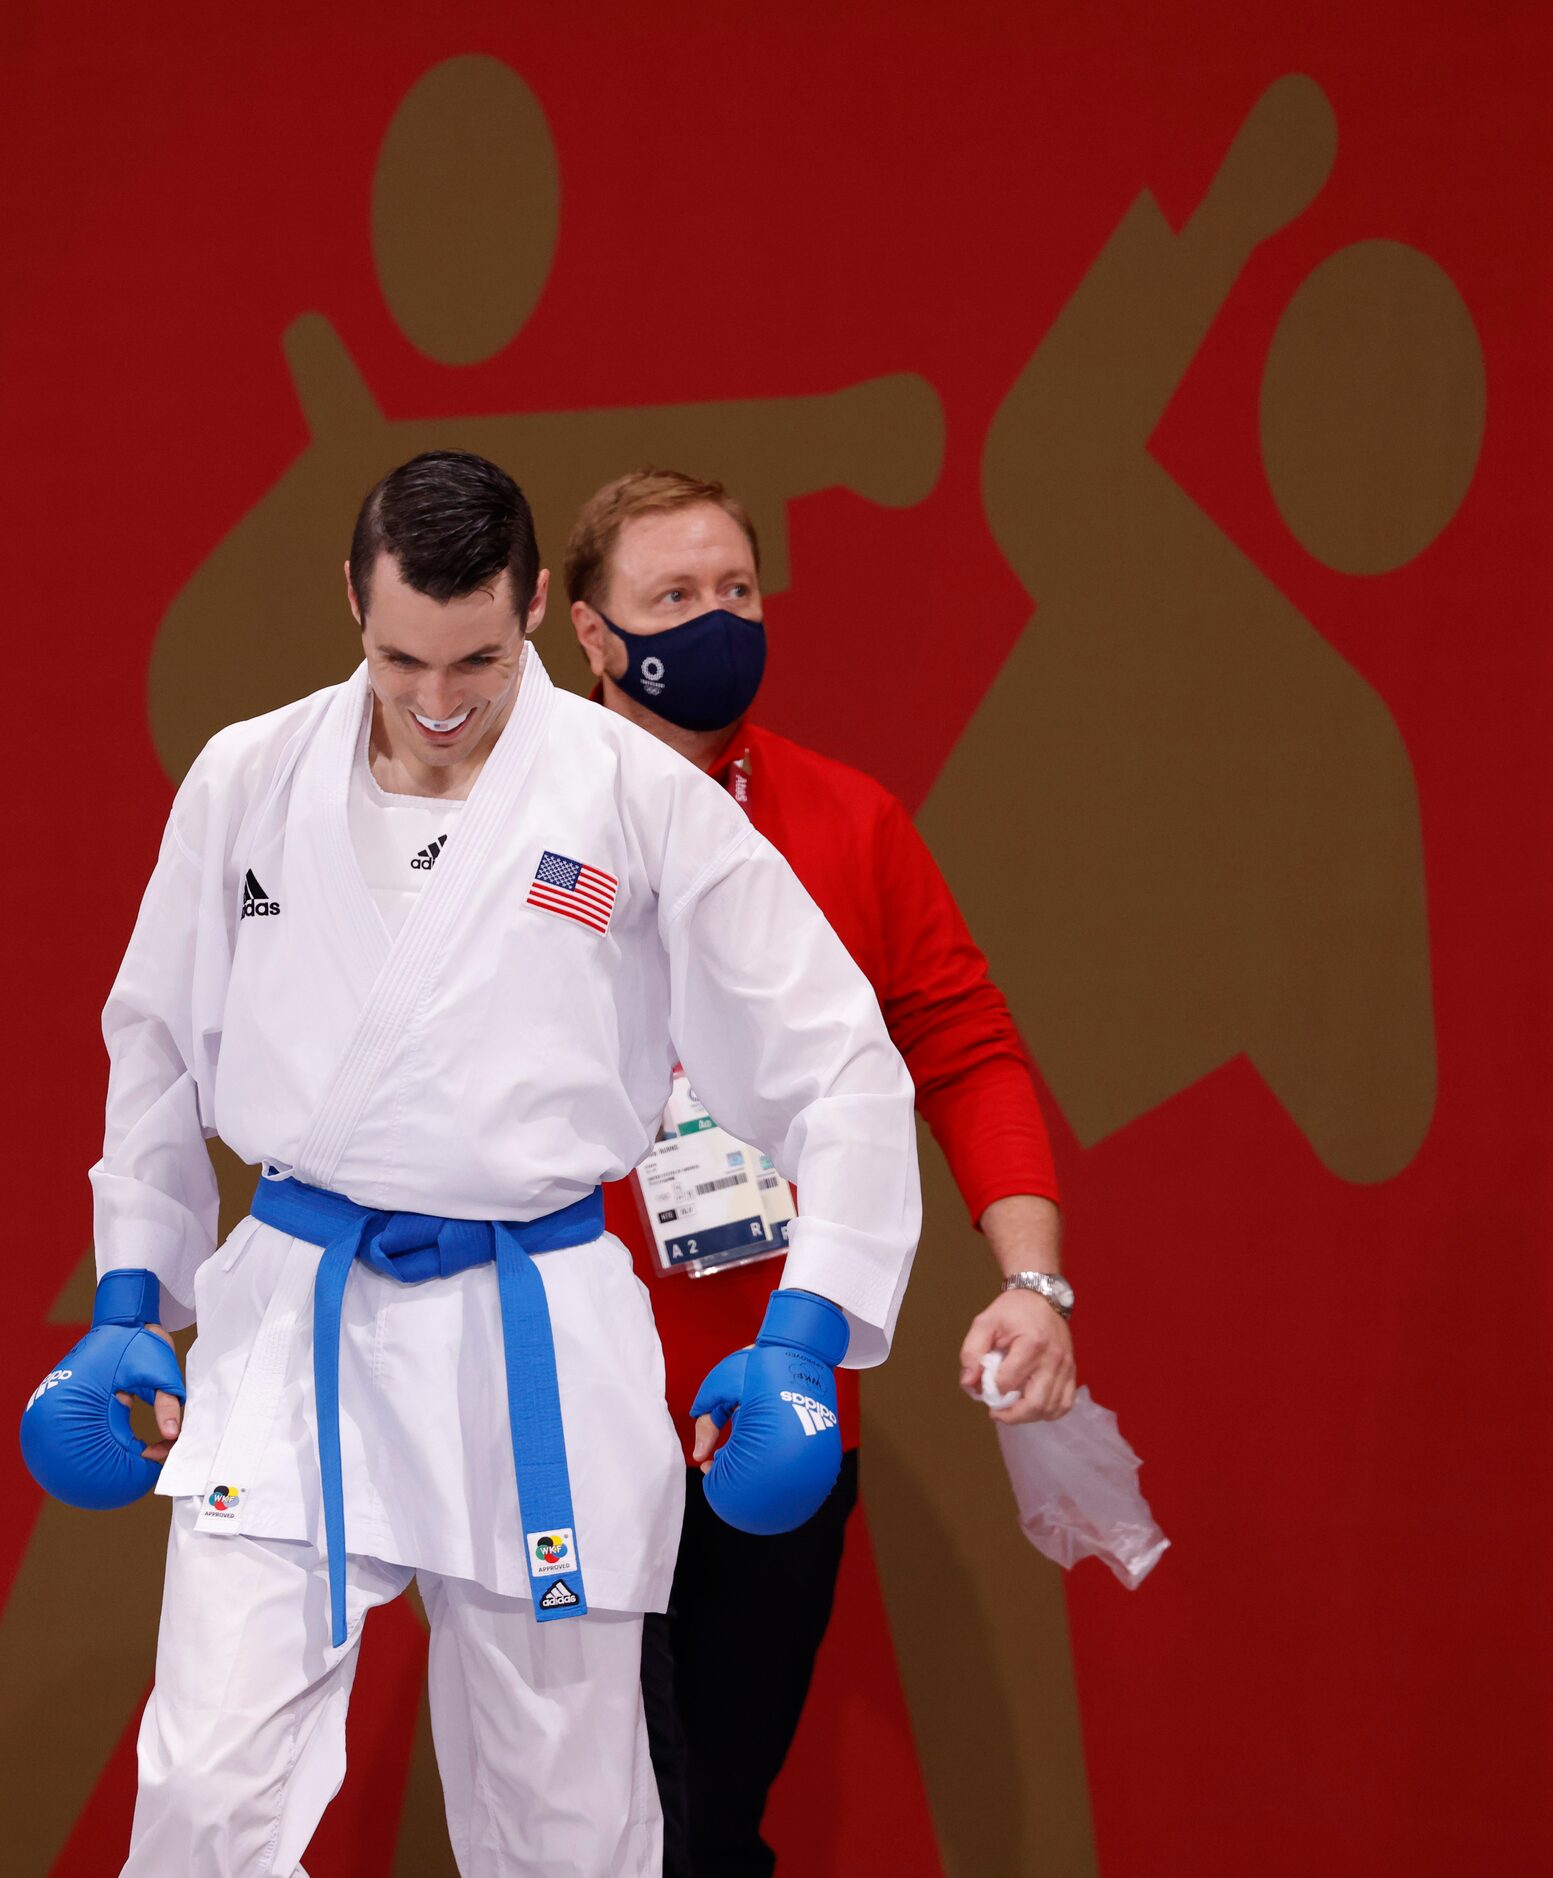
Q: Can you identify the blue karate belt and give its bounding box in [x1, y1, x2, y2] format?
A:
[250, 1174, 600, 1645]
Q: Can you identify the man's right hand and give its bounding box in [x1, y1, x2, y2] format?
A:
[18, 1273, 186, 1509]
[122, 1323, 183, 1462]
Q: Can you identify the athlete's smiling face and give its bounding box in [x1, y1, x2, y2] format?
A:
[350, 555, 548, 782]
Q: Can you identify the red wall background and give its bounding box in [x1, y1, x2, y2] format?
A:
[3, 2, 1548, 1872]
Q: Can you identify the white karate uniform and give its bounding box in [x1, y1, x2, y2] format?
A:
[345, 734, 466, 938]
[95, 646, 920, 1874]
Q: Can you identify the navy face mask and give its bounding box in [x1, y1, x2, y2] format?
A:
[603, 609, 767, 733]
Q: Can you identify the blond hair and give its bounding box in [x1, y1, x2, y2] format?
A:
[564, 469, 760, 611]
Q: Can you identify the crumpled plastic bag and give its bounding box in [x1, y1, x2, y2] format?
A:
[979, 1357, 1169, 1589]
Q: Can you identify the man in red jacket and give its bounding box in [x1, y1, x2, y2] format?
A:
[566, 470, 1076, 1877]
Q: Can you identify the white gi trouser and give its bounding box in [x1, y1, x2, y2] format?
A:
[123, 1502, 661, 1877]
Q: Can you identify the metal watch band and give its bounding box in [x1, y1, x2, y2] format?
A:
[1000, 1271, 1074, 1319]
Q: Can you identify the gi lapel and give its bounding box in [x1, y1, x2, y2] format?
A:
[316, 668, 395, 978]
[293, 645, 555, 1190]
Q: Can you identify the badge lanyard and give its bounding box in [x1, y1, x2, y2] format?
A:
[726, 745, 753, 814]
[632, 1067, 793, 1279]
[632, 737, 799, 1278]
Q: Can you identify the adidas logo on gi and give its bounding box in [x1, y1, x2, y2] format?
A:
[539, 1579, 580, 1610]
[410, 835, 448, 871]
[780, 1390, 838, 1438]
[240, 868, 280, 919]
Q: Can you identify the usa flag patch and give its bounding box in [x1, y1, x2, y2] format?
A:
[527, 851, 619, 936]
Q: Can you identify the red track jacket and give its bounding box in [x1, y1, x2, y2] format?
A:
[601, 718, 1059, 1455]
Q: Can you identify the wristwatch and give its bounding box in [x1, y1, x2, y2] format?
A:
[1001, 1272, 1075, 1319]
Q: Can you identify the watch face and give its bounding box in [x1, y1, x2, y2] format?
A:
[1050, 1277, 1075, 1312]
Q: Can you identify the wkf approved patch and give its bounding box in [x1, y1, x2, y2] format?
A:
[526, 1527, 576, 1577]
[195, 1482, 246, 1534]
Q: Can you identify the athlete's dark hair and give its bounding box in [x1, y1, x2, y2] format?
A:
[348, 450, 542, 623]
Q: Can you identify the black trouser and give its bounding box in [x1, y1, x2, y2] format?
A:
[642, 1449, 861, 1877]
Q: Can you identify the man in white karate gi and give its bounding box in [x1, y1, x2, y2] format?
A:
[23, 450, 920, 1876]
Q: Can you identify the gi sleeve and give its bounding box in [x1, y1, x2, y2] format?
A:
[871, 795, 1060, 1221]
[662, 823, 921, 1367]
[88, 800, 226, 1332]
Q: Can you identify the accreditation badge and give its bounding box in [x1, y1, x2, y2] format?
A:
[635, 1066, 795, 1277]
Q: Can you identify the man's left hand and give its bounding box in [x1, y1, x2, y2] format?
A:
[959, 1289, 1076, 1425]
